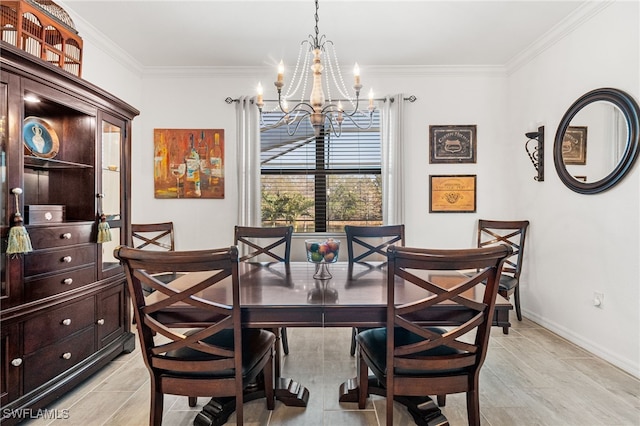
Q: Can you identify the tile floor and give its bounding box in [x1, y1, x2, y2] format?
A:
[21, 313, 640, 425]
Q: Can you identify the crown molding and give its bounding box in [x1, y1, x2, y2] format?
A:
[506, 1, 614, 75]
[140, 64, 508, 79]
[58, 1, 144, 77]
[61, 0, 611, 80]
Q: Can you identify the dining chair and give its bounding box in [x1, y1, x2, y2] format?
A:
[344, 224, 405, 356]
[131, 222, 179, 295]
[356, 244, 512, 426]
[114, 245, 275, 426]
[477, 219, 530, 333]
[345, 224, 405, 264]
[131, 222, 175, 251]
[234, 225, 293, 355]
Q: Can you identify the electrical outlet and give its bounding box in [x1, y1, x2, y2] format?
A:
[593, 292, 604, 308]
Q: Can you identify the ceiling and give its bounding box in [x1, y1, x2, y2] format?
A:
[58, 0, 591, 70]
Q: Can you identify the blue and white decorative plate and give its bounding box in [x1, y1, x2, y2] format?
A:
[23, 117, 59, 158]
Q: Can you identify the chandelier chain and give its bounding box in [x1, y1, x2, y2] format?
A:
[313, 0, 320, 48]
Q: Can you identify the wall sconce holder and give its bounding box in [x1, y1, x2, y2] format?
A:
[525, 126, 544, 181]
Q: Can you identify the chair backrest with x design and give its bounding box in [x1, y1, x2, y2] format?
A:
[131, 222, 175, 252]
[344, 224, 405, 263]
[477, 219, 529, 280]
[114, 245, 275, 425]
[386, 244, 511, 375]
[354, 244, 511, 425]
[234, 226, 293, 263]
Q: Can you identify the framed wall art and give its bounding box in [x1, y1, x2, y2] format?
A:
[23, 117, 59, 158]
[153, 128, 225, 199]
[429, 175, 476, 213]
[429, 125, 477, 163]
[562, 126, 587, 165]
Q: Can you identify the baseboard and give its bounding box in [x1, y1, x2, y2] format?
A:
[522, 309, 639, 378]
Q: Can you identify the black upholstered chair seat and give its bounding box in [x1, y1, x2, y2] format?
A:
[357, 327, 463, 376]
[499, 274, 518, 291]
[163, 329, 275, 378]
[464, 272, 516, 292]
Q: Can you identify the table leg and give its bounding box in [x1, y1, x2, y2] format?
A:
[493, 308, 512, 334]
[193, 397, 236, 426]
[194, 329, 309, 425]
[339, 376, 449, 426]
[271, 328, 310, 406]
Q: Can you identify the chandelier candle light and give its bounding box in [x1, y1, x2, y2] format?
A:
[256, 0, 375, 137]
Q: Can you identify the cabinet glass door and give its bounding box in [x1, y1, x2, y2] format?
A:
[0, 80, 7, 299]
[99, 116, 124, 278]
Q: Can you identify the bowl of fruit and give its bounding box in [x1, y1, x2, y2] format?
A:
[305, 239, 340, 279]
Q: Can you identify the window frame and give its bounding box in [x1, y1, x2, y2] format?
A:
[260, 110, 382, 232]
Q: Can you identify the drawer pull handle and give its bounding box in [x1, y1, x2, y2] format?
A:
[97, 318, 105, 325]
[61, 233, 72, 239]
[11, 358, 23, 367]
[62, 318, 71, 326]
[62, 352, 72, 360]
[63, 278, 73, 285]
[62, 256, 72, 263]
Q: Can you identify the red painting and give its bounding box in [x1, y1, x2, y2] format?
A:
[153, 129, 225, 199]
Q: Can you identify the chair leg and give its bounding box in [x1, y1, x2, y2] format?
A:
[188, 396, 197, 407]
[350, 327, 357, 356]
[150, 386, 163, 426]
[281, 327, 289, 355]
[357, 351, 369, 409]
[264, 348, 275, 410]
[466, 389, 481, 426]
[437, 394, 446, 406]
[386, 384, 394, 426]
[514, 285, 522, 321]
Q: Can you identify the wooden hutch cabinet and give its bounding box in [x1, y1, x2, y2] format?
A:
[0, 43, 138, 423]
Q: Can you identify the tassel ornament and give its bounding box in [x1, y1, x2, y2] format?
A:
[97, 213, 112, 243]
[96, 193, 112, 243]
[6, 188, 33, 255]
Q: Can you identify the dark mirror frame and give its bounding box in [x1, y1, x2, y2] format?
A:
[554, 88, 640, 194]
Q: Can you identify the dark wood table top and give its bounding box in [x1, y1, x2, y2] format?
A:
[148, 261, 512, 329]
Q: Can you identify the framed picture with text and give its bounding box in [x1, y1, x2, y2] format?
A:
[562, 126, 587, 165]
[429, 175, 476, 213]
[429, 125, 477, 163]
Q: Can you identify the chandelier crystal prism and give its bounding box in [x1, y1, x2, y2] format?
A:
[256, 0, 375, 137]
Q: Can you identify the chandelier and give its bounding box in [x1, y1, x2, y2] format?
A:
[256, 0, 375, 137]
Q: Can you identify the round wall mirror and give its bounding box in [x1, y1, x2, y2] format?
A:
[554, 88, 640, 194]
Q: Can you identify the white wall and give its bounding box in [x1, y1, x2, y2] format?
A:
[508, 1, 639, 377]
[132, 70, 512, 251]
[70, 1, 639, 376]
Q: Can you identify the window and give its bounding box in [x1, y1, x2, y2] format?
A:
[260, 110, 382, 233]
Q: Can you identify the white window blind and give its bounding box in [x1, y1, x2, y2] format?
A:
[260, 109, 382, 232]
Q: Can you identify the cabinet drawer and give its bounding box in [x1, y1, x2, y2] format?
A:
[27, 223, 94, 250]
[24, 266, 96, 302]
[23, 327, 95, 393]
[23, 297, 95, 354]
[24, 244, 96, 277]
[25, 205, 65, 224]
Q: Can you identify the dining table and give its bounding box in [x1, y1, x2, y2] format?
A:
[147, 260, 512, 426]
